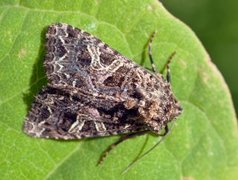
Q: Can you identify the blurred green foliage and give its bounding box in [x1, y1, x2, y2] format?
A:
[161, 0, 238, 115]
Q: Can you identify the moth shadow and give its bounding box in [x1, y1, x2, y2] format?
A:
[23, 26, 48, 112]
[51, 131, 158, 150]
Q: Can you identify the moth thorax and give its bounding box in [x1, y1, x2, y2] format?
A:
[138, 100, 161, 121]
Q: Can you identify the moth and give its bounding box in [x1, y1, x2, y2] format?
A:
[24, 23, 182, 164]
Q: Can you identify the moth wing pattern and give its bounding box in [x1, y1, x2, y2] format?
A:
[24, 87, 147, 139]
[45, 23, 133, 93]
[24, 23, 182, 140]
[44, 23, 161, 105]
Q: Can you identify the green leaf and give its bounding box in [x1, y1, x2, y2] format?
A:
[0, 0, 237, 179]
[160, 0, 238, 117]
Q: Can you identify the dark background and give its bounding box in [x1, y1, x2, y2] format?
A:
[160, 0, 238, 115]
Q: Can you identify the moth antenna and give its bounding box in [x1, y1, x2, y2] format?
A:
[161, 51, 176, 83]
[148, 31, 158, 73]
[121, 122, 176, 174]
[166, 51, 176, 83]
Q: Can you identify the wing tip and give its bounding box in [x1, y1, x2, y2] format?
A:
[46, 22, 84, 38]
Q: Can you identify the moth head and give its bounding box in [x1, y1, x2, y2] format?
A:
[137, 84, 182, 134]
[164, 94, 183, 121]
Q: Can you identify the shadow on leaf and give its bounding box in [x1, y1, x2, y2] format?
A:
[23, 26, 48, 112]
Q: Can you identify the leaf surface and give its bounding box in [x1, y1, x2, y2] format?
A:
[0, 0, 237, 179]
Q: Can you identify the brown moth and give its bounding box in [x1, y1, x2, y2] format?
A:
[24, 23, 182, 152]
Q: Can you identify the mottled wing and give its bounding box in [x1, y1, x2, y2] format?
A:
[44, 23, 165, 107]
[24, 23, 179, 139]
[24, 87, 147, 139]
[45, 23, 130, 94]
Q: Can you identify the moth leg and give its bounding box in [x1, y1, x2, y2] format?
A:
[97, 131, 148, 165]
[148, 31, 157, 73]
[121, 125, 170, 174]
